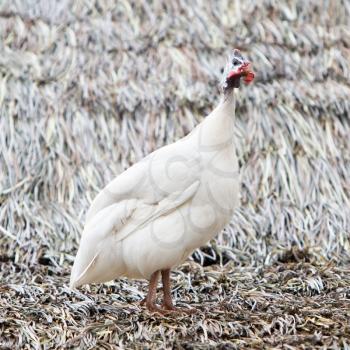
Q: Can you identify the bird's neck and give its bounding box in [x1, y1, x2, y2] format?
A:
[198, 89, 236, 151]
[222, 87, 236, 105]
[220, 88, 236, 116]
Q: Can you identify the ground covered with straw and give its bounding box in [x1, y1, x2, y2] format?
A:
[1, 0, 350, 349]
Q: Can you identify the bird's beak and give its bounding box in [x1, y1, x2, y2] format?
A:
[242, 63, 255, 84]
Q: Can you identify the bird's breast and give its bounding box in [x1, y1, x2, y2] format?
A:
[182, 150, 240, 248]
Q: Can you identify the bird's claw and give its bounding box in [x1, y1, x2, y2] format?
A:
[140, 300, 195, 315]
[161, 303, 196, 315]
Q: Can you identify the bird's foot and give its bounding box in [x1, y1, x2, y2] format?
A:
[146, 303, 164, 314]
[140, 298, 166, 314]
[161, 303, 196, 315]
[140, 297, 195, 315]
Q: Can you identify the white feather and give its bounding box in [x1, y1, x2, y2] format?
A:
[70, 87, 240, 288]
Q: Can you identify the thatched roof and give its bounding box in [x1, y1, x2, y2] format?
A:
[0, 0, 349, 348]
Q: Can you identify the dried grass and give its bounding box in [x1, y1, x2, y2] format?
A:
[0, 0, 350, 348]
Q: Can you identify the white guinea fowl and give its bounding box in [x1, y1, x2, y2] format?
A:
[70, 49, 255, 313]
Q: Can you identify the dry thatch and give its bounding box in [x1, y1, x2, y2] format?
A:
[0, 0, 350, 348]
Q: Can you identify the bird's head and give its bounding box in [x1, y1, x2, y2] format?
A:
[221, 49, 255, 91]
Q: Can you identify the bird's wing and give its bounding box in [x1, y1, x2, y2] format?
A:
[70, 199, 136, 287]
[70, 180, 200, 287]
[71, 140, 202, 287]
[85, 139, 201, 223]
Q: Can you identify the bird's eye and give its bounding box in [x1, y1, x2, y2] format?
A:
[233, 59, 240, 66]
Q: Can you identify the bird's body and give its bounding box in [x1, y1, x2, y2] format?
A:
[70, 94, 239, 286]
[70, 49, 254, 313]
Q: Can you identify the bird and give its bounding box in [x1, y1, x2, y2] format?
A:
[70, 49, 255, 313]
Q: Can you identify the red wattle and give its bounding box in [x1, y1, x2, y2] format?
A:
[244, 71, 255, 83]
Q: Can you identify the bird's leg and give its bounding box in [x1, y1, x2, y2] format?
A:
[161, 269, 195, 314]
[144, 270, 161, 312]
[161, 269, 174, 310]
